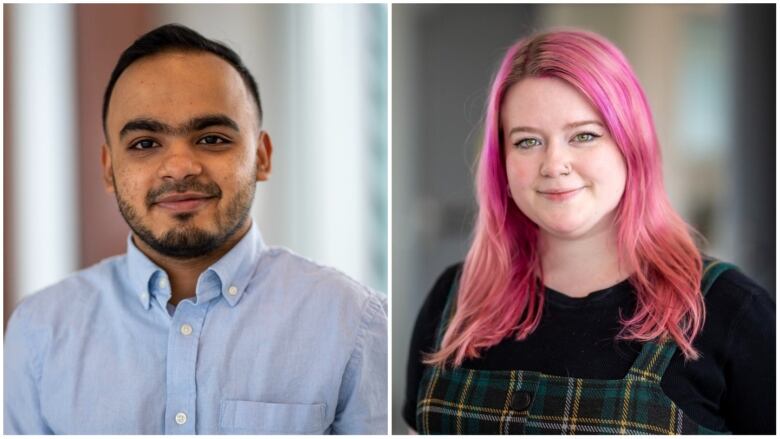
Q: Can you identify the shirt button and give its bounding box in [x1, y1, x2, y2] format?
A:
[511, 390, 533, 411]
[159, 278, 168, 289]
[228, 286, 238, 296]
[140, 292, 148, 301]
[180, 324, 193, 336]
[174, 412, 187, 425]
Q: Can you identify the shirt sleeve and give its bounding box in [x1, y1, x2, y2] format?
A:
[331, 293, 388, 434]
[721, 284, 776, 434]
[4, 300, 53, 434]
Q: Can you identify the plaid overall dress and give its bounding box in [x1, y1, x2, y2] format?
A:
[416, 260, 734, 434]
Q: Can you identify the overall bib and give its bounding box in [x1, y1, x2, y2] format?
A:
[416, 261, 733, 434]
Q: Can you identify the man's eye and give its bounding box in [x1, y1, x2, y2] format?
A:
[130, 139, 159, 150]
[198, 135, 228, 145]
[514, 138, 541, 149]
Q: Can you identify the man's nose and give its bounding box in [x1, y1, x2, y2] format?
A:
[157, 141, 203, 180]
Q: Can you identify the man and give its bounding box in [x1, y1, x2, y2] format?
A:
[4, 24, 387, 434]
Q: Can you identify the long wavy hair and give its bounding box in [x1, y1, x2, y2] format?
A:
[427, 29, 704, 367]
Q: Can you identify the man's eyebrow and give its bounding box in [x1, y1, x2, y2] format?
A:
[118, 114, 241, 140]
[186, 114, 240, 133]
[119, 119, 173, 139]
[506, 120, 604, 136]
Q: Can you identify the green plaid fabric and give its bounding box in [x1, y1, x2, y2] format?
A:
[416, 260, 734, 435]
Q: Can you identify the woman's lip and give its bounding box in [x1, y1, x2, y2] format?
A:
[538, 187, 583, 201]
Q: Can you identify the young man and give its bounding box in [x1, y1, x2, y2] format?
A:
[4, 24, 387, 434]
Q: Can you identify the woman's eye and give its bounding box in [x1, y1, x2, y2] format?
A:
[198, 135, 228, 145]
[573, 132, 600, 143]
[130, 139, 159, 150]
[514, 138, 541, 149]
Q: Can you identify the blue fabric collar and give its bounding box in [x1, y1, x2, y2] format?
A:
[125, 221, 266, 310]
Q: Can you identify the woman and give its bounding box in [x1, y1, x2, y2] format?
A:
[404, 29, 774, 434]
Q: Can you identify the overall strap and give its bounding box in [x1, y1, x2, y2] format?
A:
[627, 259, 736, 383]
[434, 271, 462, 349]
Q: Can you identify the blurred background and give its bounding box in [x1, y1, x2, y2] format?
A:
[392, 4, 775, 433]
[3, 4, 388, 328]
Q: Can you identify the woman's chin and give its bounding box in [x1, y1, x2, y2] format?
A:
[538, 220, 591, 240]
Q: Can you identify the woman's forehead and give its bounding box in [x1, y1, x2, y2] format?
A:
[501, 77, 603, 131]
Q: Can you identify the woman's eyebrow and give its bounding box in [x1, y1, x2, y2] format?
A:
[506, 126, 543, 136]
[564, 120, 603, 129]
[506, 120, 604, 136]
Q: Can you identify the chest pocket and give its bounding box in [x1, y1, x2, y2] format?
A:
[219, 400, 326, 434]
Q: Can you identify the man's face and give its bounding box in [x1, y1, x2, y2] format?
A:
[102, 51, 271, 259]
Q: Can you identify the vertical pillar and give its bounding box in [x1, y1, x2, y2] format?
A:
[8, 4, 78, 307]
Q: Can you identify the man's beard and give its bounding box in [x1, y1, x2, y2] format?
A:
[114, 176, 255, 260]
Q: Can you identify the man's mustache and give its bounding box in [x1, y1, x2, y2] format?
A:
[146, 180, 222, 207]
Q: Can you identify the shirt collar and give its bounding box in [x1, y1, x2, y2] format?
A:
[200, 221, 265, 307]
[125, 221, 266, 310]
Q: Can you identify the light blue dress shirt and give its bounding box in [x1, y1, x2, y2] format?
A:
[4, 223, 387, 434]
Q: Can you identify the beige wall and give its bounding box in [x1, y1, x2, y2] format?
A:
[75, 5, 154, 269]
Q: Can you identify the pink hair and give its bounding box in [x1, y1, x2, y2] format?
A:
[427, 29, 703, 367]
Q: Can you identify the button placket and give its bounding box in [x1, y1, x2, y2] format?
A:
[164, 301, 207, 434]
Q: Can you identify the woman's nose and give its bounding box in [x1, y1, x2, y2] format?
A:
[539, 142, 572, 177]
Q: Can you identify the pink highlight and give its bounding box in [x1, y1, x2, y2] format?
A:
[426, 29, 704, 367]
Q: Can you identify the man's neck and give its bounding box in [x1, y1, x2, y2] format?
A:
[132, 220, 251, 306]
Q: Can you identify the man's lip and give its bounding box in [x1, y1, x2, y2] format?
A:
[154, 192, 215, 204]
[152, 193, 217, 214]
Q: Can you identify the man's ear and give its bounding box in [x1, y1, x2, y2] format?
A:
[256, 131, 273, 182]
[101, 144, 115, 193]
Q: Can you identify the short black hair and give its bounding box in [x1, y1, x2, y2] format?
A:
[102, 23, 262, 137]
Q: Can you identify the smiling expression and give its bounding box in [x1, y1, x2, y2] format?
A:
[102, 51, 271, 259]
[501, 76, 627, 240]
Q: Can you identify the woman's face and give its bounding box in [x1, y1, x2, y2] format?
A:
[501, 77, 627, 240]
